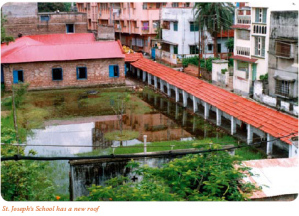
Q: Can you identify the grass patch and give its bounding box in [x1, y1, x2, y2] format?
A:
[104, 130, 139, 141]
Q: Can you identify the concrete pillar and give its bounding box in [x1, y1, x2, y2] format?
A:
[216, 108, 222, 126]
[160, 80, 164, 92]
[167, 83, 171, 97]
[247, 124, 253, 144]
[137, 69, 140, 78]
[266, 133, 273, 156]
[182, 109, 187, 126]
[182, 91, 187, 107]
[175, 104, 179, 119]
[175, 87, 179, 102]
[204, 102, 209, 119]
[231, 116, 236, 135]
[147, 73, 151, 85]
[193, 96, 198, 113]
[154, 76, 158, 89]
[142, 71, 146, 82]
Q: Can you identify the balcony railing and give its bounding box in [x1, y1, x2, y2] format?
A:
[236, 15, 251, 24]
[236, 46, 250, 56]
[252, 24, 267, 35]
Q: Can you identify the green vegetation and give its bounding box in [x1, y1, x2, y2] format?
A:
[182, 56, 220, 72]
[38, 2, 72, 12]
[1, 15, 14, 44]
[221, 68, 228, 74]
[259, 73, 268, 81]
[77, 145, 260, 201]
[225, 38, 234, 52]
[104, 130, 139, 142]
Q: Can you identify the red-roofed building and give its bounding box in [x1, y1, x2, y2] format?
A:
[1, 33, 125, 90]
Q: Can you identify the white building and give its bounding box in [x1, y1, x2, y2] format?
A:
[231, 2, 298, 97]
[153, 7, 233, 65]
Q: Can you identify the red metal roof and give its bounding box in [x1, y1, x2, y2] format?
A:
[230, 55, 258, 63]
[131, 58, 298, 144]
[125, 53, 143, 62]
[217, 30, 234, 38]
[231, 24, 251, 30]
[1, 33, 124, 64]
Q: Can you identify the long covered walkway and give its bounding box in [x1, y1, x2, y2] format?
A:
[125, 54, 298, 158]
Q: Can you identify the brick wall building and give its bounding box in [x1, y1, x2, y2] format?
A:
[1, 33, 125, 90]
[2, 2, 88, 38]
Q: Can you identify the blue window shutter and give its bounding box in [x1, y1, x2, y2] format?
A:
[117, 65, 119, 77]
[76, 67, 79, 79]
[61, 69, 63, 80]
[13, 70, 18, 84]
[109, 65, 114, 77]
[124, 64, 127, 76]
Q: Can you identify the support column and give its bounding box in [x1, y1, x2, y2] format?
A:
[204, 102, 209, 119]
[137, 69, 140, 78]
[142, 71, 146, 82]
[216, 108, 222, 126]
[231, 116, 236, 135]
[266, 133, 273, 156]
[154, 76, 157, 89]
[193, 96, 198, 113]
[160, 80, 164, 92]
[182, 91, 187, 107]
[247, 124, 253, 144]
[167, 83, 171, 97]
[175, 87, 179, 102]
[147, 73, 151, 85]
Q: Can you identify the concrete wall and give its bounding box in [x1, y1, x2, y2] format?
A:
[97, 25, 115, 40]
[3, 58, 125, 91]
[2, 2, 88, 38]
[268, 11, 298, 99]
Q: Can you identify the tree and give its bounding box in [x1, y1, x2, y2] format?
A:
[193, 3, 234, 57]
[38, 2, 72, 12]
[225, 38, 234, 52]
[1, 15, 14, 44]
[77, 145, 260, 201]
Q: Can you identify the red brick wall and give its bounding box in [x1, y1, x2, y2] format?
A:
[4, 13, 88, 38]
[3, 58, 125, 91]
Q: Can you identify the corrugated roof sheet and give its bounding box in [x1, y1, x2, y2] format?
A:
[241, 158, 299, 199]
[217, 30, 234, 38]
[131, 58, 298, 144]
[1, 33, 124, 64]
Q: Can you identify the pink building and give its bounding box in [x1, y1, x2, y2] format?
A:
[76, 2, 193, 53]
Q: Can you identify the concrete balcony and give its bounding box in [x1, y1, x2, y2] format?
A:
[252, 23, 267, 35]
[236, 15, 251, 24]
[236, 46, 250, 57]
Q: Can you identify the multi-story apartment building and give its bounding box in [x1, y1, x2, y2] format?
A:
[231, 2, 271, 97]
[76, 2, 191, 54]
[154, 5, 233, 65]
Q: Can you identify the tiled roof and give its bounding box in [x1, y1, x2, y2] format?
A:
[231, 24, 251, 30]
[230, 55, 258, 63]
[125, 53, 143, 62]
[1, 33, 125, 64]
[131, 58, 298, 145]
[217, 30, 234, 38]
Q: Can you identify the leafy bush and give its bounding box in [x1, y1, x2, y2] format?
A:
[182, 56, 220, 72]
[259, 73, 268, 81]
[77, 145, 260, 201]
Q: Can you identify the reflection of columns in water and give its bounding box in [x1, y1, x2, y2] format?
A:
[192, 116, 196, 132]
[154, 95, 157, 106]
[160, 98, 164, 109]
[148, 92, 151, 101]
[92, 127, 112, 149]
[204, 125, 207, 138]
[182, 109, 187, 126]
[167, 100, 170, 114]
[167, 119, 170, 140]
[175, 104, 179, 120]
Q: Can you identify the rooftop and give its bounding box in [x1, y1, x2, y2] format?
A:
[1, 33, 125, 64]
[240, 157, 299, 199]
[130, 57, 298, 144]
